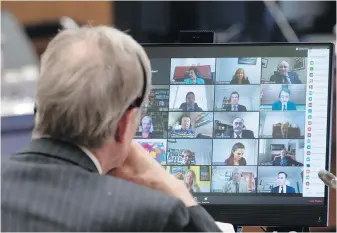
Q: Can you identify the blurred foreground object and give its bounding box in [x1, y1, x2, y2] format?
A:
[1, 9, 39, 117]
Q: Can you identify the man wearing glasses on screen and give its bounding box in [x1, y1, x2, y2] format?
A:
[224, 118, 255, 139]
[223, 168, 249, 193]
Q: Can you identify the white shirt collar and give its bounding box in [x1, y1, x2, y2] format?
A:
[234, 132, 242, 138]
[78, 146, 103, 174]
[279, 184, 287, 193]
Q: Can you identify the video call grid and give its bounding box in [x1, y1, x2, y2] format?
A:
[136, 56, 309, 195]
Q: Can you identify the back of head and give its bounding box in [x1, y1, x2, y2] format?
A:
[34, 26, 151, 148]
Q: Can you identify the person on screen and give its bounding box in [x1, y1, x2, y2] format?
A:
[272, 149, 303, 166]
[272, 88, 297, 111]
[270, 172, 296, 194]
[225, 143, 247, 166]
[179, 92, 203, 111]
[269, 61, 302, 84]
[230, 68, 250, 85]
[223, 168, 249, 193]
[184, 169, 201, 193]
[223, 92, 247, 112]
[273, 122, 295, 139]
[168, 116, 196, 138]
[184, 67, 205, 84]
[135, 116, 155, 139]
[224, 118, 255, 139]
[182, 150, 195, 165]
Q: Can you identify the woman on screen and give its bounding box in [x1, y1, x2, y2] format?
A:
[184, 67, 205, 84]
[230, 68, 250, 85]
[224, 142, 247, 166]
[135, 116, 154, 139]
[184, 169, 201, 193]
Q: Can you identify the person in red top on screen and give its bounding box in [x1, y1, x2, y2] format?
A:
[225, 142, 247, 166]
[223, 92, 247, 112]
[230, 68, 250, 84]
[184, 67, 205, 84]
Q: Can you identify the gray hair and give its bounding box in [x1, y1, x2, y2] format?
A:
[33, 26, 151, 148]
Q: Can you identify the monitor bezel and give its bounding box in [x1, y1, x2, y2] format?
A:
[142, 42, 335, 227]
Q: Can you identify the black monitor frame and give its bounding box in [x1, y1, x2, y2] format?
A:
[142, 43, 335, 227]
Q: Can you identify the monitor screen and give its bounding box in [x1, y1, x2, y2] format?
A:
[137, 44, 334, 225]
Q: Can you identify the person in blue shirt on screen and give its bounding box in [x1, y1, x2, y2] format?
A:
[168, 116, 196, 138]
[184, 67, 205, 84]
[272, 88, 297, 111]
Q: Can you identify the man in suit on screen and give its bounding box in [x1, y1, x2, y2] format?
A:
[224, 118, 255, 139]
[1, 26, 220, 232]
[223, 91, 247, 112]
[269, 61, 302, 84]
[270, 172, 296, 194]
[272, 149, 303, 166]
[272, 88, 297, 111]
[223, 168, 249, 193]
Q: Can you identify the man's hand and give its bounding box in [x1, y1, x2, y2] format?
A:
[109, 141, 197, 207]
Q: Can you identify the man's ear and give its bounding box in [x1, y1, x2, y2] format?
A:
[116, 108, 139, 143]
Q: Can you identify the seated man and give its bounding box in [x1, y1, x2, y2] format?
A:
[223, 168, 249, 193]
[270, 172, 296, 194]
[269, 61, 302, 84]
[272, 88, 297, 111]
[223, 91, 247, 112]
[224, 118, 255, 139]
[272, 149, 303, 166]
[184, 67, 205, 84]
[179, 92, 203, 111]
[168, 116, 196, 138]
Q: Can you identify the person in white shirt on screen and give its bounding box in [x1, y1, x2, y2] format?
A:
[269, 61, 302, 84]
[223, 168, 249, 193]
[224, 118, 255, 139]
[179, 92, 203, 111]
[270, 172, 296, 194]
[271, 88, 297, 111]
[223, 92, 247, 112]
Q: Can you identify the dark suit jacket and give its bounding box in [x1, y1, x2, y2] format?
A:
[272, 156, 303, 166]
[223, 104, 247, 112]
[271, 185, 296, 194]
[179, 103, 203, 111]
[224, 130, 255, 139]
[1, 138, 220, 232]
[271, 100, 297, 111]
[269, 71, 302, 84]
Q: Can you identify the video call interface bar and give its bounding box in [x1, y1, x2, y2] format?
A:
[135, 56, 313, 196]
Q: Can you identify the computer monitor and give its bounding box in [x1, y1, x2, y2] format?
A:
[137, 43, 334, 227]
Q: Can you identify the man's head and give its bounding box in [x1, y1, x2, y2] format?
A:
[181, 116, 191, 130]
[33, 26, 152, 172]
[230, 92, 239, 105]
[279, 88, 290, 104]
[280, 149, 287, 158]
[232, 168, 241, 183]
[186, 92, 195, 106]
[278, 61, 290, 76]
[277, 172, 288, 186]
[183, 149, 193, 165]
[232, 118, 244, 134]
[188, 67, 198, 80]
[141, 116, 153, 133]
[281, 123, 289, 135]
